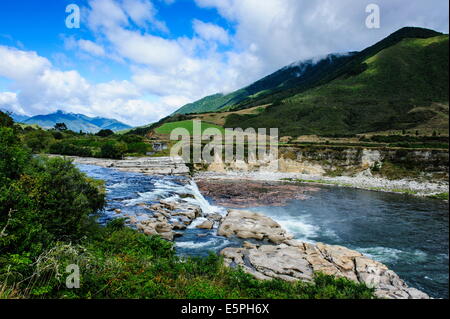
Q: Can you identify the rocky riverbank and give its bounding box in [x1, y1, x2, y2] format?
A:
[119, 193, 430, 299]
[221, 241, 429, 299]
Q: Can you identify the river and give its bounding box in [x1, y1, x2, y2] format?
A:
[77, 164, 449, 299]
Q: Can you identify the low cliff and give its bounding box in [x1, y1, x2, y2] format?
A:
[201, 146, 449, 181]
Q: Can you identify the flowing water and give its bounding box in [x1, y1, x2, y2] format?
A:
[77, 164, 449, 299]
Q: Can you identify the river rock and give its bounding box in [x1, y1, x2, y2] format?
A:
[128, 216, 138, 225]
[208, 213, 223, 222]
[197, 220, 214, 230]
[220, 242, 429, 299]
[172, 221, 187, 230]
[135, 198, 205, 241]
[218, 210, 293, 244]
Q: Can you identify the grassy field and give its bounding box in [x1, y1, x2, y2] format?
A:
[155, 120, 225, 135]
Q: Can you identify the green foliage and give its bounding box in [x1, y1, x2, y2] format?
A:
[14, 127, 151, 159]
[428, 192, 449, 200]
[100, 141, 127, 159]
[49, 141, 94, 157]
[54, 123, 68, 131]
[374, 161, 420, 180]
[1, 124, 105, 257]
[0, 111, 15, 128]
[0, 127, 31, 181]
[0, 156, 105, 256]
[96, 129, 114, 137]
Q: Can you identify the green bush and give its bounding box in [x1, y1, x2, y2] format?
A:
[49, 141, 94, 157]
[0, 111, 15, 128]
[100, 141, 127, 159]
[1, 157, 105, 256]
[96, 129, 114, 137]
[0, 127, 30, 181]
[126, 142, 151, 154]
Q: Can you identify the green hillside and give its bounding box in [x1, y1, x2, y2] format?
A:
[174, 54, 355, 115]
[224, 34, 449, 136]
[173, 27, 443, 116]
[174, 93, 241, 115]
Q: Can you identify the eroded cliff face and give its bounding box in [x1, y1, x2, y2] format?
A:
[200, 146, 449, 179]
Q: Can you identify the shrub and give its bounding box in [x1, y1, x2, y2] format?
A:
[0, 111, 15, 128]
[0, 156, 105, 256]
[96, 129, 114, 137]
[49, 141, 93, 157]
[0, 127, 30, 181]
[100, 141, 127, 159]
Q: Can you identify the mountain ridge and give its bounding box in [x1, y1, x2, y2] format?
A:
[173, 27, 444, 116]
[23, 110, 132, 133]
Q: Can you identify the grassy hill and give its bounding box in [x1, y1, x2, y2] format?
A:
[224, 34, 449, 136]
[173, 27, 444, 117]
[174, 53, 356, 115]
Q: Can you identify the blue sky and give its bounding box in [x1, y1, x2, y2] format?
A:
[0, 0, 448, 125]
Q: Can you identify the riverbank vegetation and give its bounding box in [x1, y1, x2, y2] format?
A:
[0, 111, 376, 299]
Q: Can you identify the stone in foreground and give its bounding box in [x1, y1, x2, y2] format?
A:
[221, 241, 429, 299]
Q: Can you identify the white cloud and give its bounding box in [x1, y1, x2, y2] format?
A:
[0, 91, 28, 115]
[106, 28, 184, 68]
[87, 0, 129, 31]
[193, 19, 230, 45]
[0, 46, 50, 80]
[122, 0, 169, 32]
[77, 39, 106, 56]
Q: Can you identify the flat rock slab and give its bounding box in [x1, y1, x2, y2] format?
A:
[49, 155, 190, 176]
[196, 179, 320, 208]
[221, 241, 429, 299]
[218, 209, 293, 244]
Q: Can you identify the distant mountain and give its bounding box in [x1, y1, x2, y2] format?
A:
[24, 110, 132, 133]
[170, 27, 448, 136]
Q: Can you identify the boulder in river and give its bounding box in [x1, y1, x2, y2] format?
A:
[197, 220, 214, 230]
[135, 198, 206, 241]
[218, 210, 293, 244]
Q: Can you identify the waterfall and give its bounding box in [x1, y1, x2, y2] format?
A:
[185, 180, 226, 217]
